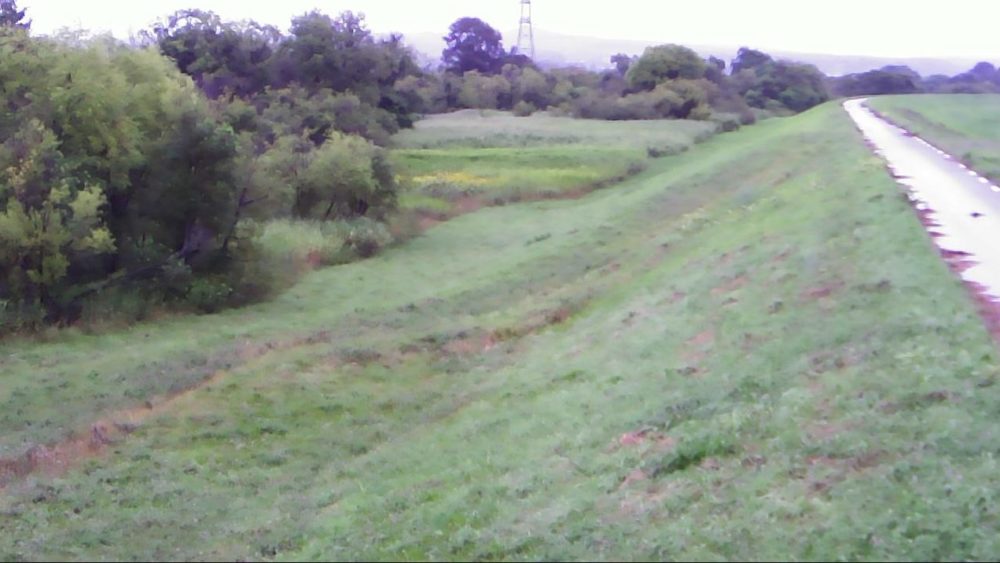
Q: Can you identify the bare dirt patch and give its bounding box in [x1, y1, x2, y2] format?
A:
[416, 215, 444, 232]
[679, 329, 716, 376]
[771, 249, 792, 264]
[687, 329, 716, 348]
[613, 428, 677, 453]
[801, 450, 885, 496]
[801, 280, 846, 301]
[0, 331, 336, 490]
[711, 275, 748, 296]
[441, 331, 498, 356]
[806, 421, 854, 441]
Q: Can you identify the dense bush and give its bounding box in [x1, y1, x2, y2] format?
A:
[831, 68, 922, 97]
[731, 50, 829, 113]
[627, 44, 708, 90]
[512, 101, 537, 117]
[0, 18, 402, 329]
[149, 9, 423, 134]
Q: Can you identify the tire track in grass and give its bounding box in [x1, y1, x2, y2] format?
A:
[0, 294, 596, 490]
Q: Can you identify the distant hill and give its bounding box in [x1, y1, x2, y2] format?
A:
[400, 28, 983, 78]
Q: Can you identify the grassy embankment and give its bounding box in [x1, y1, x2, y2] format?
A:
[2, 100, 1000, 560]
[869, 94, 1000, 181]
[236, 111, 719, 303]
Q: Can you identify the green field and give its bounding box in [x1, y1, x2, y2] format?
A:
[3, 101, 1000, 560]
[393, 110, 719, 215]
[869, 94, 1000, 181]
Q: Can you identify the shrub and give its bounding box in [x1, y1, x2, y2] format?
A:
[0, 299, 46, 335]
[185, 278, 234, 314]
[647, 145, 688, 158]
[713, 114, 742, 132]
[687, 104, 713, 121]
[77, 287, 163, 330]
[340, 217, 394, 258]
[512, 101, 536, 117]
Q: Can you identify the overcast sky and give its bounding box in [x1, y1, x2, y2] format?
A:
[21, 0, 1000, 59]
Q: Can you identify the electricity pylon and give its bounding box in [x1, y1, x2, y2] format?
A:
[516, 0, 535, 60]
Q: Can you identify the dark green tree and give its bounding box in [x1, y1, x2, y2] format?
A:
[152, 10, 280, 98]
[441, 17, 506, 75]
[270, 12, 422, 128]
[611, 53, 633, 77]
[831, 68, 921, 97]
[0, 0, 28, 30]
[731, 47, 772, 74]
[626, 44, 707, 91]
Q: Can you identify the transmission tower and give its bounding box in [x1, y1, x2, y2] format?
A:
[516, 0, 535, 60]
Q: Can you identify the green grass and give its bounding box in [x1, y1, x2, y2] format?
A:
[253, 219, 345, 261]
[868, 94, 1000, 181]
[392, 110, 717, 150]
[3, 102, 1000, 561]
[392, 110, 719, 212]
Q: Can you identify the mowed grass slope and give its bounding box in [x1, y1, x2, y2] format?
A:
[392, 110, 718, 213]
[869, 94, 1000, 181]
[3, 103, 1000, 560]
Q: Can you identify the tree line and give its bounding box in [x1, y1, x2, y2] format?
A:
[1, 0, 997, 331]
[402, 18, 830, 123]
[0, 4, 410, 329]
[829, 62, 1000, 97]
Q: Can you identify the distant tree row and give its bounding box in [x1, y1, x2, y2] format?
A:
[830, 61, 1000, 96]
[144, 9, 423, 142]
[430, 19, 829, 121]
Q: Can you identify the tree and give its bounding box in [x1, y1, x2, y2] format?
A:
[458, 71, 511, 109]
[773, 63, 829, 111]
[250, 134, 312, 218]
[969, 61, 998, 82]
[511, 66, 551, 107]
[393, 74, 446, 114]
[831, 68, 921, 97]
[944, 62, 1000, 91]
[255, 86, 400, 147]
[611, 53, 633, 76]
[731, 47, 772, 74]
[294, 133, 391, 220]
[704, 55, 728, 84]
[269, 12, 421, 127]
[274, 11, 378, 97]
[133, 98, 240, 266]
[442, 17, 505, 75]
[728, 48, 828, 113]
[626, 44, 707, 91]
[0, 120, 114, 309]
[152, 10, 281, 98]
[881, 65, 922, 84]
[0, 0, 28, 30]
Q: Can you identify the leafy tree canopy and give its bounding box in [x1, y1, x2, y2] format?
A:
[0, 0, 28, 30]
[442, 17, 506, 75]
[626, 44, 707, 91]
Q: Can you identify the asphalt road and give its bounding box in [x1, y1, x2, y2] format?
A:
[845, 98, 1000, 302]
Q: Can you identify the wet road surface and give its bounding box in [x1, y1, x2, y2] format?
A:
[845, 98, 1000, 303]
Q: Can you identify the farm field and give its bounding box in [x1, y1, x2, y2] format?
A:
[392, 110, 720, 216]
[3, 101, 1000, 561]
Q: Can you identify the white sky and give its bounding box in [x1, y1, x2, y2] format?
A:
[21, 0, 1000, 59]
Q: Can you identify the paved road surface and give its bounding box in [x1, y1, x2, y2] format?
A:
[845, 98, 1000, 302]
